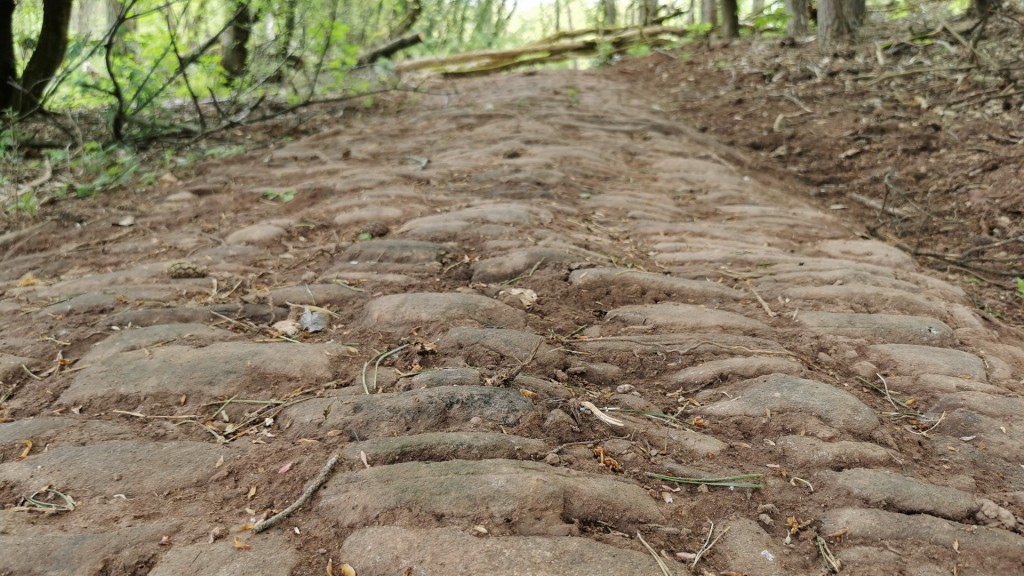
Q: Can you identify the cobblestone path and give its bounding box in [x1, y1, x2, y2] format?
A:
[1, 70, 1023, 575]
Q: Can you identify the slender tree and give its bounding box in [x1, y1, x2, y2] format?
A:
[817, 0, 857, 46]
[17, 0, 74, 112]
[0, 0, 15, 110]
[721, 0, 738, 37]
[221, 1, 253, 80]
[601, 0, 616, 26]
[701, 0, 717, 26]
[785, 0, 809, 36]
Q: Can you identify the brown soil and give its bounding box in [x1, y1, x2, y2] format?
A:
[1, 16, 1023, 576]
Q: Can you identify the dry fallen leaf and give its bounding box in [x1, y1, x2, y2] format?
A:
[215, 456, 224, 468]
[159, 535, 172, 546]
[402, 568, 413, 576]
[19, 439, 32, 460]
[232, 536, 251, 550]
[326, 558, 334, 576]
[247, 485, 257, 499]
[339, 562, 356, 576]
[278, 461, 294, 474]
[16, 273, 39, 287]
[208, 527, 224, 543]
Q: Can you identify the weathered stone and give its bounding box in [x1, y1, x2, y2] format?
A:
[716, 518, 786, 576]
[472, 247, 601, 283]
[406, 368, 483, 389]
[341, 526, 671, 576]
[342, 432, 548, 465]
[797, 312, 954, 345]
[267, 283, 364, 307]
[0, 440, 227, 496]
[671, 356, 804, 388]
[148, 532, 300, 576]
[318, 459, 664, 535]
[775, 435, 892, 470]
[441, 327, 565, 370]
[61, 341, 337, 404]
[606, 303, 770, 335]
[281, 386, 533, 440]
[814, 239, 916, 269]
[0, 522, 166, 576]
[569, 267, 740, 302]
[823, 468, 979, 520]
[341, 240, 452, 264]
[333, 205, 405, 227]
[361, 293, 526, 334]
[867, 344, 987, 381]
[224, 223, 286, 244]
[700, 374, 879, 435]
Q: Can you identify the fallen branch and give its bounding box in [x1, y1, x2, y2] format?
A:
[253, 453, 339, 534]
[357, 32, 425, 66]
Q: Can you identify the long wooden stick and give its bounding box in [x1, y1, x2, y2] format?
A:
[253, 454, 340, 534]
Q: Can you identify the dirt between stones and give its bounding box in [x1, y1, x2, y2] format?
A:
[1, 68, 1024, 576]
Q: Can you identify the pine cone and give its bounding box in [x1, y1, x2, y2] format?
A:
[166, 261, 209, 279]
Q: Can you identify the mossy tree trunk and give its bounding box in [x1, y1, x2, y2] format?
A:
[221, 1, 253, 81]
[18, 0, 73, 113]
[721, 0, 739, 37]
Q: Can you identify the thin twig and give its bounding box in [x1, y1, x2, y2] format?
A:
[691, 521, 730, 567]
[252, 453, 339, 534]
[748, 286, 776, 318]
[636, 532, 671, 576]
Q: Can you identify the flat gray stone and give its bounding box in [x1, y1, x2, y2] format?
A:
[333, 205, 405, 227]
[341, 240, 451, 264]
[361, 293, 526, 335]
[823, 468, 979, 520]
[281, 386, 533, 440]
[775, 435, 892, 470]
[0, 440, 226, 496]
[606, 303, 769, 334]
[341, 526, 674, 576]
[225, 223, 286, 244]
[700, 374, 879, 435]
[62, 341, 337, 404]
[867, 344, 987, 381]
[318, 459, 664, 535]
[81, 324, 230, 363]
[671, 356, 804, 388]
[716, 518, 786, 576]
[406, 367, 483, 389]
[814, 239, 916, 269]
[441, 327, 566, 370]
[781, 284, 946, 319]
[797, 312, 954, 345]
[820, 508, 1024, 573]
[0, 352, 36, 381]
[472, 247, 596, 283]
[569, 267, 740, 302]
[0, 522, 165, 576]
[342, 432, 548, 465]
[148, 532, 299, 576]
[267, 283, 365, 307]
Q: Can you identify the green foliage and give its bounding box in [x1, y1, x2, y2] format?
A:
[69, 143, 141, 197]
[751, 3, 790, 33]
[1015, 277, 1024, 299]
[626, 44, 652, 58]
[262, 189, 296, 203]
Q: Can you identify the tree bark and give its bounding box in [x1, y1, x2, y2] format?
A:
[972, 0, 998, 17]
[18, 0, 73, 113]
[221, 1, 252, 80]
[701, 0, 717, 26]
[0, 0, 15, 110]
[602, 0, 617, 26]
[640, 0, 658, 25]
[785, 0, 808, 36]
[721, 0, 739, 37]
[845, 0, 865, 26]
[817, 0, 857, 47]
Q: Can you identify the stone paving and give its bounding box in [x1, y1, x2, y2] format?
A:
[1, 69, 1023, 575]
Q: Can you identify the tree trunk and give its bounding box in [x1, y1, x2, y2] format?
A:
[0, 0, 15, 110]
[845, 0, 865, 26]
[785, 0, 808, 36]
[701, 0, 717, 26]
[640, 0, 658, 25]
[18, 0, 73, 113]
[221, 2, 252, 80]
[972, 0, 998, 17]
[721, 0, 738, 37]
[817, 0, 856, 47]
[602, 0, 617, 26]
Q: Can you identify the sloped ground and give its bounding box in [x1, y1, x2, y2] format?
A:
[1, 68, 1023, 575]
[627, 12, 1024, 325]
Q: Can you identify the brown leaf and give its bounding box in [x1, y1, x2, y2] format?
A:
[402, 568, 413, 576]
[247, 485, 257, 499]
[326, 558, 334, 576]
[339, 563, 356, 576]
[232, 536, 251, 550]
[278, 461, 294, 474]
[19, 439, 32, 460]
